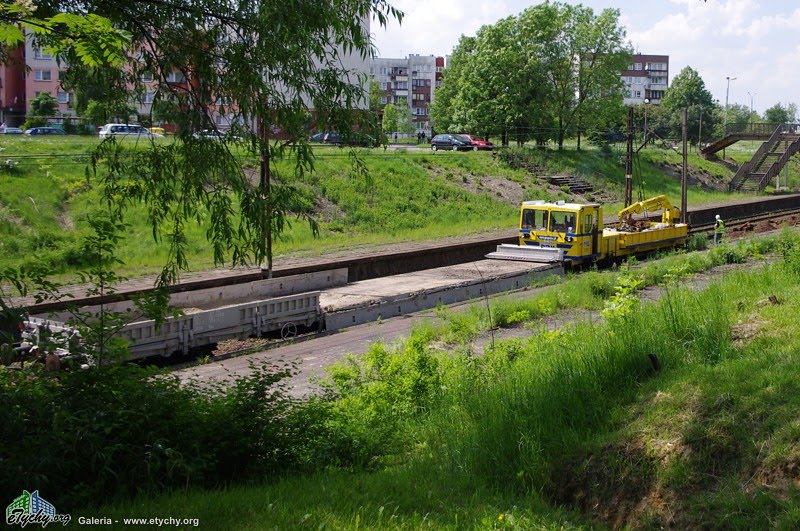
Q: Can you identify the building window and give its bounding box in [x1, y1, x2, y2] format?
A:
[33, 48, 52, 60]
[380, 96, 387, 105]
[380, 67, 387, 75]
[34, 70, 51, 81]
[380, 81, 387, 89]
[140, 72, 154, 82]
[634, 63, 642, 70]
[141, 91, 155, 104]
[57, 91, 69, 104]
[166, 71, 186, 83]
[396, 81, 407, 89]
[436, 67, 442, 73]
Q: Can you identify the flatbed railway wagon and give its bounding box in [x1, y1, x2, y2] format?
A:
[488, 195, 689, 265]
[120, 291, 321, 360]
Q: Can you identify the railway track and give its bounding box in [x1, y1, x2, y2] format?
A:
[17, 193, 800, 315]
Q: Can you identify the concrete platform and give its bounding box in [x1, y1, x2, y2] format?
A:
[321, 259, 562, 331]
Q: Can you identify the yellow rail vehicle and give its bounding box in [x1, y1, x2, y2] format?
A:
[488, 195, 689, 265]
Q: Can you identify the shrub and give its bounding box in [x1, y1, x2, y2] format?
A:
[0, 362, 302, 512]
[688, 233, 709, 251]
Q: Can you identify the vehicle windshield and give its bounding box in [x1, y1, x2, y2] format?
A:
[549, 210, 576, 233]
[522, 209, 548, 231]
[454, 135, 471, 142]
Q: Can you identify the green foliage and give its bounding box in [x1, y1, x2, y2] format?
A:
[381, 103, 412, 134]
[313, 326, 444, 466]
[0, 5, 129, 68]
[688, 233, 709, 251]
[81, 99, 135, 126]
[432, 1, 631, 148]
[0, 362, 302, 512]
[764, 102, 797, 124]
[662, 66, 715, 112]
[29, 91, 59, 118]
[600, 267, 644, 320]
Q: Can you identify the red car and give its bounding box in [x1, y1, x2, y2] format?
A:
[459, 134, 494, 150]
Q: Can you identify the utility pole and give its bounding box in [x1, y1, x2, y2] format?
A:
[681, 108, 688, 224]
[259, 116, 272, 279]
[723, 75, 736, 160]
[625, 106, 634, 207]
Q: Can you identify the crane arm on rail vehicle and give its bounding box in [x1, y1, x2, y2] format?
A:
[617, 194, 680, 225]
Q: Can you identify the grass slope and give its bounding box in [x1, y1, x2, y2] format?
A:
[0, 135, 766, 279]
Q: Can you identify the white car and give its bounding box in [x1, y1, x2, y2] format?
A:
[99, 124, 163, 139]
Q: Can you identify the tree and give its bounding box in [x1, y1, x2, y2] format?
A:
[660, 66, 717, 141]
[29, 91, 59, 118]
[431, 1, 630, 149]
[764, 102, 797, 124]
[661, 66, 714, 111]
[369, 79, 383, 113]
[24, 92, 60, 128]
[531, 2, 631, 149]
[81, 100, 136, 126]
[12, 1, 402, 286]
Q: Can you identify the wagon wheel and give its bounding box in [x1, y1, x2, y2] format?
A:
[280, 322, 297, 339]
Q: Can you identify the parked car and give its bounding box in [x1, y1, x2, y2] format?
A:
[192, 129, 242, 141]
[1, 127, 23, 135]
[23, 127, 66, 136]
[148, 126, 166, 136]
[99, 123, 162, 139]
[430, 134, 475, 151]
[323, 131, 378, 147]
[309, 132, 326, 142]
[459, 134, 493, 150]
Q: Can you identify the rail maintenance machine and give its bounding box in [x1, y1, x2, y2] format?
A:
[487, 195, 689, 265]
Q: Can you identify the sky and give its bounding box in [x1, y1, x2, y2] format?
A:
[371, 0, 800, 115]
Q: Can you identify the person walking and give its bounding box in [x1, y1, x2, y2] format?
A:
[714, 214, 725, 245]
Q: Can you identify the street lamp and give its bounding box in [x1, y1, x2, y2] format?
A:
[723, 75, 737, 159]
[747, 91, 757, 123]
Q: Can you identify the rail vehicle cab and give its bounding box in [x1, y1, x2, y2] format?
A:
[518, 200, 602, 265]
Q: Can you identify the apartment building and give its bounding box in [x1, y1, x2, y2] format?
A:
[622, 54, 669, 106]
[370, 54, 444, 134]
[0, 46, 26, 125]
[25, 38, 75, 121]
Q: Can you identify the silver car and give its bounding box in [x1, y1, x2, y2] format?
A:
[99, 123, 162, 139]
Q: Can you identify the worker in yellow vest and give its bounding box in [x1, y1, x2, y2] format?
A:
[714, 214, 725, 245]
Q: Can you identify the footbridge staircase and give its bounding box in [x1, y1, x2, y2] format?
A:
[728, 124, 800, 192]
[700, 122, 777, 158]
